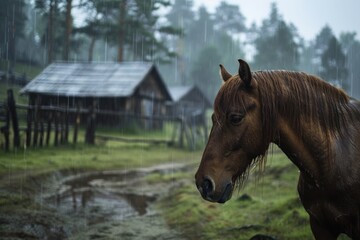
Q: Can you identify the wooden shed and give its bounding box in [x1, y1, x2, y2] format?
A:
[20, 62, 172, 129]
[168, 85, 211, 119]
[167, 85, 211, 149]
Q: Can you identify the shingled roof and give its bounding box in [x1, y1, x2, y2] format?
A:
[21, 62, 171, 99]
[168, 85, 212, 108]
[168, 86, 193, 102]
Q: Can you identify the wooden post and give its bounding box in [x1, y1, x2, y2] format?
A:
[60, 112, 65, 144]
[184, 119, 193, 150]
[178, 117, 185, 149]
[54, 111, 59, 146]
[7, 89, 20, 148]
[64, 108, 69, 143]
[26, 97, 34, 148]
[2, 126, 9, 151]
[85, 105, 96, 144]
[32, 99, 40, 147]
[189, 116, 196, 150]
[46, 112, 52, 146]
[39, 119, 44, 147]
[32, 120, 39, 147]
[171, 118, 178, 145]
[2, 102, 10, 151]
[73, 105, 80, 144]
[26, 110, 32, 147]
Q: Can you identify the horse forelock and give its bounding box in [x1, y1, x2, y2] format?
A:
[214, 76, 246, 122]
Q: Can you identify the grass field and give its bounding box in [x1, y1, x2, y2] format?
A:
[0, 128, 202, 176]
[158, 151, 315, 240]
[159, 149, 354, 240]
[0, 60, 43, 105]
[0, 60, 43, 80]
[0, 82, 28, 105]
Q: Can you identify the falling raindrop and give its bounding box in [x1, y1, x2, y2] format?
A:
[105, 37, 108, 61]
[40, 183, 43, 211]
[204, 19, 207, 43]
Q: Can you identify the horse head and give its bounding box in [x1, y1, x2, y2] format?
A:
[195, 60, 269, 203]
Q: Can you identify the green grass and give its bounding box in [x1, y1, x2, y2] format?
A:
[0, 82, 28, 105]
[0, 59, 43, 80]
[0, 124, 190, 178]
[146, 171, 190, 184]
[0, 140, 201, 176]
[159, 152, 314, 240]
[0, 59, 42, 104]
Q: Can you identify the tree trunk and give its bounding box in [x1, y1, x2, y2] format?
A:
[64, 0, 72, 61]
[117, 0, 127, 62]
[47, 0, 54, 64]
[7, 89, 20, 148]
[88, 37, 96, 62]
[8, 3, 16, 73]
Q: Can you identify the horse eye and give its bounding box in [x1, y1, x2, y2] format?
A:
[229, 113, 244, 125]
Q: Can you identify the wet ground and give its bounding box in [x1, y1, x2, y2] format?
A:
[0, 163, 191, 239]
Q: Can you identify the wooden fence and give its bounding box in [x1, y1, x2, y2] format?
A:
[0, 89, 208, 151]
[0, 89, 20, 150]
[0, 90, 88, 150]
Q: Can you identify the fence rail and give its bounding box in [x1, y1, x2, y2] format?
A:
[1, 89, 208, 151]
[96, 134, 174, 146]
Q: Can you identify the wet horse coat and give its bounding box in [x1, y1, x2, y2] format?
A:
[195, 60, 360, 239]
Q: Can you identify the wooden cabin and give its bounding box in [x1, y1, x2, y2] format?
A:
[20, 62, 172, 129]
[167, 85, 212, 149]
[168, 85, 211, 119]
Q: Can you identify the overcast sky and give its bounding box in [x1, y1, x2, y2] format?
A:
[193, 0, 360, 41]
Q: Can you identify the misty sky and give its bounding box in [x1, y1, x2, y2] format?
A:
[194, 0, 360, 41]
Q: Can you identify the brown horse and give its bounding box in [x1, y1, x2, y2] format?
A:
[195, 59, 360, 239]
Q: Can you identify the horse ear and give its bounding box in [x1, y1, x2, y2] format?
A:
[238, 59, 252, 87]
[219, 64, 232, 82]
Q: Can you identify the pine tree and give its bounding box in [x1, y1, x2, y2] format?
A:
[213, 1, 246, 35]
[85, 0, 179, 63]
[252, 3, 300, 70]
[0, 0, 27, 72]
[191, 46, 221, 101]
[340, 32, 360, 96]
[35, 0, 67, 64]
[319, 36, 348, 89]
[299, 25, 335, 75]
[63, 0, 73, 61]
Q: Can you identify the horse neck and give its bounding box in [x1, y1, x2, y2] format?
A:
[253, 70, 360, 186]
[265, 74, 339, 185]
[255, 71, 360, 186]
[274, 114, 333, 186]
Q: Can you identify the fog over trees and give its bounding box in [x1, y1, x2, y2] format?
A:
[1, 0, 359, 100]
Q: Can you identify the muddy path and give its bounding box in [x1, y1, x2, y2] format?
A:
[0, 163, 194, 239]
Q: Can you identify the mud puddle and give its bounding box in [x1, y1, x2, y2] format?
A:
[0, 163, 191, 239]
[43, 163, 190, 230]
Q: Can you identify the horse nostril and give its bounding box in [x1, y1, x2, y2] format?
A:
[202, 177, 214, 197]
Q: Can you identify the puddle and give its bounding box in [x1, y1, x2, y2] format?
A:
[44, 163, 187, 226]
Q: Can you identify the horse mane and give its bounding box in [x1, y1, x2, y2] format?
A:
[253, 70, 352, 142]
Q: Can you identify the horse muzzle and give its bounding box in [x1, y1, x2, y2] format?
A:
[196, 176, 234, 203]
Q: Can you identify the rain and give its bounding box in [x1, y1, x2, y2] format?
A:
[0, 0, 359, 239]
